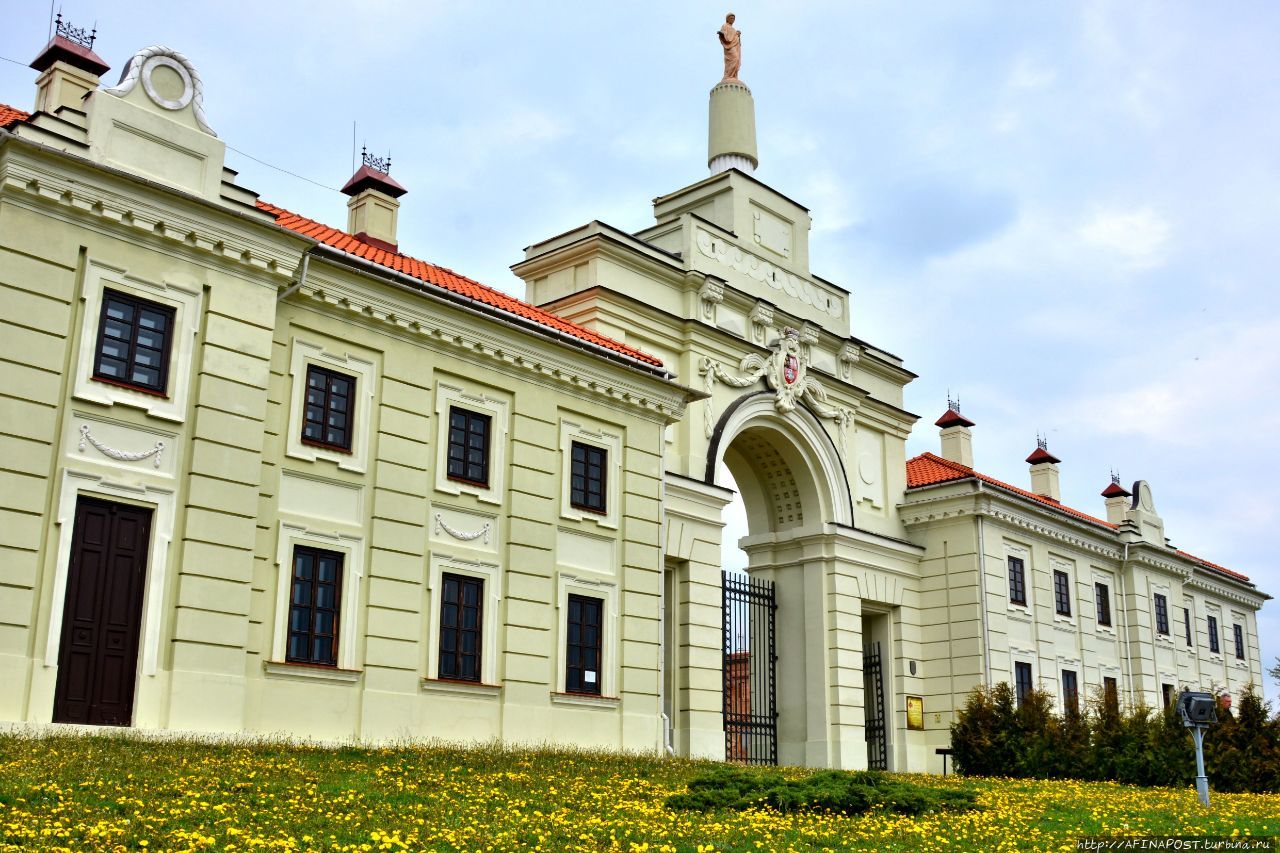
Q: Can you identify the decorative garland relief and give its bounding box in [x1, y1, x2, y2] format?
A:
[434, 513, 492, 545]
[79, 424, 164, 468]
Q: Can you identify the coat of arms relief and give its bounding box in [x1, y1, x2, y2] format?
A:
[698, 327, 852, 454]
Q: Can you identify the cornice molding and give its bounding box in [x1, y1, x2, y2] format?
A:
[902, 487, 1123, 559]
[293, 273, 691, 422]
[0, 152, 294, 285]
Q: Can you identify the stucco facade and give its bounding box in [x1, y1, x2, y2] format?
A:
[0, 30, 1267, 772]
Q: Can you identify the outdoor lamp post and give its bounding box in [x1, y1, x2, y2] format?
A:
[1177, 690, 1218, 807]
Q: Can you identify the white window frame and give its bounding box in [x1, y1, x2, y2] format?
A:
[44, 470, 175, 680]
[1056, 657, 1082, 716]
[433, 378, 510, 505]
[72, 260, 202, 423]
[1049, 557, 1075, 624]
[1205, 604, 1223, 659]
[1229, 611, 1249, 665]
[270, 522, 365, 673]
[1092, 570, 1117, 635]
[1004, 542, 1032, 613]
[286, 337, 376, 474]
[1009, 650, 1036, 705]
[559, 416, 622, 530]
[1181, 597, 1196, 652]
[553, 572, 620, 703]
[1149, 579, 1173, 644]
[424, 553, 502, 686]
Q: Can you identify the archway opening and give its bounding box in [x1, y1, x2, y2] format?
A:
[715, 412, 842, 767]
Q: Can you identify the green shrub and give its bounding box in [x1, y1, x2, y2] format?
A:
[950, 680, 1279, 793]
[665, 766, 980, 815]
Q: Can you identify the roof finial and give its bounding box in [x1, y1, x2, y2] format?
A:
[55, 12, 97, 50]
[1110, 468, 1121, 486]
[947, 391, 962, 414]
[1037, 432, 1048, 452]
[362, 147, 391, 174]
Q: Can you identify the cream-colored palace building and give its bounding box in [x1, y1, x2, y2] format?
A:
[0, 25, 1266, 773]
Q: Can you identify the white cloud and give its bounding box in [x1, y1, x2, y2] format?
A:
[1076, 206, 1171, 270]
[1057, 319, 1280, 447]
[1008, 56, 1057, 91]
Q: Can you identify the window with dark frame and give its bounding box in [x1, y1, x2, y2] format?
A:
[438, 573, 484, 682]
[570, 441, 607, 514]
[1061, 669, 1079, 717]
[286, 546, 343, 667]
[1053, 570, 1072, 616]
[446, 407, 491, 486]
[1095, 582, 1112, 627]
[1183, 607, 1193, 647]
[565, 594, 603, 695]
[302, 364, 355, 451]
[1014, 661, 1033, 708]
[1207, 614, 1220, 654]
[1103, 676, 1119, 713]
[1162, 683, 1174, 709]
[1007, 556, 1027, 606]
[1154, 593, 1170, 636]
[92, 289, 175, 395]
[1234, 624, 1246, 660]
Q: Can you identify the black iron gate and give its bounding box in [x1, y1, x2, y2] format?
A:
[863, 641, 887, 770]
[722, 571, 777, 765]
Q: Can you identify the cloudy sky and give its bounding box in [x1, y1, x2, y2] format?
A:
[3, 2, 1277, 687]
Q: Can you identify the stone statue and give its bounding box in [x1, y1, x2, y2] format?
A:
[718, 13, 742, 82]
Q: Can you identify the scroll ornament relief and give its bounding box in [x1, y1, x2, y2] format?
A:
[695, 228, 841, 319]
[434, 513, 491, 545]
[699, 276, 725, 321]
[698, 328, 851, 454]
[79, 424, 164, 468]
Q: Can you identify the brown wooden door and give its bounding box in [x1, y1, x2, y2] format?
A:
[52, 496, 152, 726]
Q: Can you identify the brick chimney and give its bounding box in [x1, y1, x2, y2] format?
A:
[340, 148, 407, 253]
[936, 395, 975, 468]
[1100, 471, 1131, 525]
[1026, 435, 1061, 501]
[30, 15, 110, 116]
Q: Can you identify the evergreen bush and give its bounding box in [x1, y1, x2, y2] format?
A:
[665, 766, 980, 815]
[950, 681, 1279, 793]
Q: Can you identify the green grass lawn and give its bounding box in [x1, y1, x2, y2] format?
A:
[1, 730, 1275, 851]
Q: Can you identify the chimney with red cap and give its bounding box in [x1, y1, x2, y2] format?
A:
[30, 14, 110, 117]
[936, 395, 975, 468]
[1026, 434, 1061, 501]
[1101, 471, 1131, 525]
[341, 147, 407, 253]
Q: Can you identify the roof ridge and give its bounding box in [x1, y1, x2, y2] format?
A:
[905, 452, 1249, 582]
[255, 200, 663, 368]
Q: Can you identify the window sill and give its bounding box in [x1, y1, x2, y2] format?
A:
[300, 437, 354, 455]
[421, 677, 503, 697]
[263, 660, 362, 683]
[551, 691, 619, 709]
[91, 375, 171, 399]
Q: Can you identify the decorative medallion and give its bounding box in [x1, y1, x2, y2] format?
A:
[783, 354, 798, 385]
[698, 327, 851, 454]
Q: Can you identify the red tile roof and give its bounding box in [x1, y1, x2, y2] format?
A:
[1176, 551, 1251, 584]
[256, 201, 662, 368]
[1101, 481, 1131, 499]
[905, 452, 1250, 583]
[935, 407, 975, 428]
[1026, 446, 1061, 465]
[1, 103, 30, 129]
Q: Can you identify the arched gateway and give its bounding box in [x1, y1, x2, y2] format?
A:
[515, 54, 925, 770]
